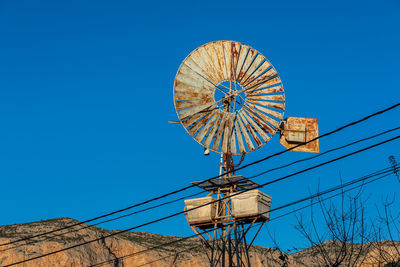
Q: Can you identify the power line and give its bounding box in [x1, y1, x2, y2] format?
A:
[232, 102, 400, 174]
[267, 168, 396, 214]
[5, 135, 399, 267]
[2, 103, 398, 248]
[269, 172, 394, 222]
[7, 126, 399, 251]
[97, 166, 399, 267]
[146, 170, 398, 267]
[248, 126, 400, 179]
[1, 191, 206, 253]
[88, 165, 398, 267]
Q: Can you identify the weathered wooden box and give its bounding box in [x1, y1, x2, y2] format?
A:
[184, 196, 217, 226]
[231, 190, 271, 221]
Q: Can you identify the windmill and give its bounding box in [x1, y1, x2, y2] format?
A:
[171, 40, 319, 266]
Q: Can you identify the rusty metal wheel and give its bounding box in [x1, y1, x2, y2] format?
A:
[173, 40, 285, 155]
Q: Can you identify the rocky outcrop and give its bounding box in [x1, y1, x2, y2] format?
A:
[0, 218, 399, 266]
[0, 218, 291, 267]
[291, 240, 400, 267]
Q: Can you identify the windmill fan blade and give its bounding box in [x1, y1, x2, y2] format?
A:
[173, 40, 285, 155]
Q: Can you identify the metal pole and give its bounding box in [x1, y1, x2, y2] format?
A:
[235, 223, 241, 267]
[222, 226, 225, 267]
[228, 224, 232, 267]
[210, 232, 216, 267]
[243, 231, 251, 267]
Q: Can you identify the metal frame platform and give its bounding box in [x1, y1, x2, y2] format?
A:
[191, 175, 261, 192]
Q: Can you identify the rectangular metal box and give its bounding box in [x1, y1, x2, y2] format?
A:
[231, 190, 272, 221]
[280, 117, 319, 153]
[287, 124, 306, 143]
[184, 196, 217, 226]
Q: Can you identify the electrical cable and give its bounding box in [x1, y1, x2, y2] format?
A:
[229, 102, 400, 175]
[269, 172, 395, 222]
[95, 167, 399, 267]
[2, 103, 399, 248]
[4, 136, 399, 267]
[88, 165, 398, 267]
[1, 191, 206, 253]
[248, 126, 400, 179]
[4, 124, 398, 255]
[4, 126, 399, 253]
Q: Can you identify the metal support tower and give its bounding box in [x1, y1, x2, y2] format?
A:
[186, 154, 267, 267]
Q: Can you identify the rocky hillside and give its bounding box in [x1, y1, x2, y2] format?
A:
[0, 218, 398, 266]
[0, 217, 296, 267]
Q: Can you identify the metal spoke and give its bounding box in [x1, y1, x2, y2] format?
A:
[217, 82, 231, 92]
[237, 94, 246, 103]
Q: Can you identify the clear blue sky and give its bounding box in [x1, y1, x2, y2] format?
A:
[0, 0, 399, 251]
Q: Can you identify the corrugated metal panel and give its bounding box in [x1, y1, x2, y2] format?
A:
[241, 111, 270, 142]
[247, 83, 283, 95]
[235, 46, 249, 80]
[235, 119, 246, 154]
[239, 111, 262, 147]
[184, 57, 216, 86]
[245, 103, 280, 127]
[204, 43, 224, 82]
[242, 60, 272, 87]
[178, 64, 215, 89]
[244, 66, 275, 88]
[237, 111, 259, 148]
[237, 113, 255, 151]
[213, 41, 228, 80]
[189, 49, 219, 85]
[229, 118, 237, 155]
[221, 114, 233, 154]
[237, 49, 257, 83]
[175, 74, 213, 94]
[246, 77, 282, 92]
[247, 99, 284, 111]
[243, 105, 275, 135]
[212, 115, 227, 151]
[203, 112, 223, 149]
[178, 103, 216, 120]
[182, 111, 208, 128]
[222, 41, 232, 81]
[246, 101, 283, 120]
[188, 110, 217, 136]
[247, 94, 285, 102]
[198, 46, 221, 84]
[231, 42, 241, 80]
[195, 111, 219, 143]
[176, 98, 213, 110]
[175, 91, 210, 101]
[240, 54, 264, 85]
